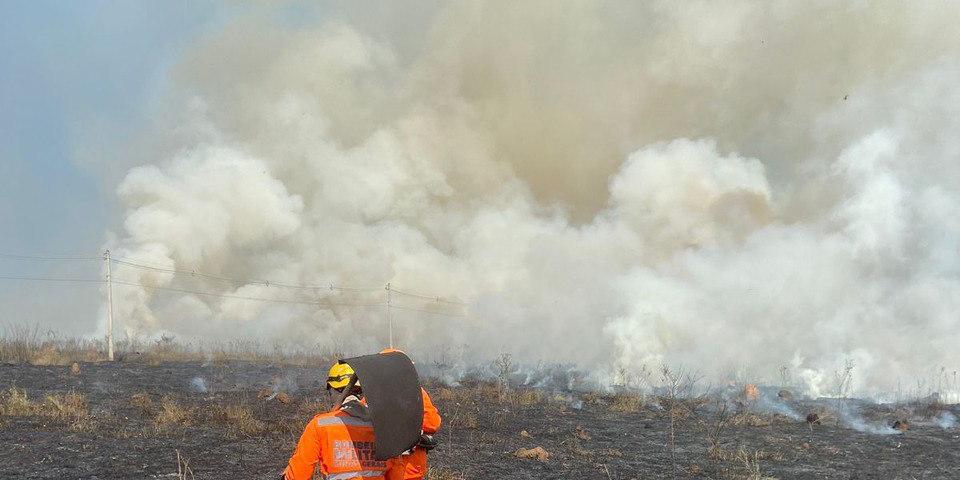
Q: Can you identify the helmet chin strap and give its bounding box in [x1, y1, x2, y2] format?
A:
[332, 374, 358, 410]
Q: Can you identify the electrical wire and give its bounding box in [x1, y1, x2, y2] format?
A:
[112, 257, 382, 293]
[0, 253, 100, 261]
[0, 254, 471, 317]
[111, 279, 386, 309]
[389, 304, 468, 317]
[390, 287, 471, 306]
[0, 275, 104, 284]
[0, 274, 468, 317]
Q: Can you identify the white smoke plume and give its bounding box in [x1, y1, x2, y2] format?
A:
[105, 1, 960, 395]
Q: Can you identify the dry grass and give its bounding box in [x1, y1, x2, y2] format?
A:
[216, 404, 265, 436]
[710, 445, 783, 480]
[728, 412, 773, 427]
[609, 393, 644, 413]
[428, 465, 465, 480]
[511, 388, 544, 406]
[175, 449, 196, 480]
[297, 398, 330, 417]
[1, 326, 340, 367]
[2, 386, 35, 415]
[447, 408, 479, 429]
[41, 392, 92, 430]
[154, 396, 193, 432]
[1, 387, 91, 430]
[436, 387, 457, 402]
[0, 324, 104, 365]
[130, 392, 155, 415]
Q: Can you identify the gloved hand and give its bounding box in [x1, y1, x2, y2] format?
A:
[417, 434, 439, 451]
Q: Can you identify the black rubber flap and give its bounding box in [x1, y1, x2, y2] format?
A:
[342, 351, 423, 460]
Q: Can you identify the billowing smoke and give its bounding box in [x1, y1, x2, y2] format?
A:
[105, 1, 960, 396]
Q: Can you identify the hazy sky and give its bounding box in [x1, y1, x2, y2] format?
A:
[0, 1, 226, 332]
[0, 0, 429, 334]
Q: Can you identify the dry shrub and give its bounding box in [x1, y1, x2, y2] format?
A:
[2, 387, 35, 415]
[0, 324, 42, 364]
[155, 396, 192, 431]
[580, 392, 604, 407]
[436, 387, 456, 402]
[448, 409, 479, 429]
[298, 399, 330, 417]
[1, 325, 104, 365]
[609, 393, 644, 413]
[562, 438, 590, 456]
[727, 446, 783, 480]
[600, 448, 623, 457]
[728, 413, 772, 427]
[217, 404, 265, 436]
[514, 446, 551, 462]
[175, 449, 196, 480]
[41, 392, 91, 430]
[130, 392, 155, 415]
[512, 389, 543, 406]
[428, 465, 464, 480]
[1, 388, 91, 430]
[710, 444, 784, 479]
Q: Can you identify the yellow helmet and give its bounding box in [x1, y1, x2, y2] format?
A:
[326, 361, 359, 390]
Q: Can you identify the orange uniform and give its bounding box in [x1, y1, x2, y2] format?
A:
[386, 388, 442, 480]
[284, 398, 392, 480]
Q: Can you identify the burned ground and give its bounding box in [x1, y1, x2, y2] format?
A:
[1, 360, 958, 479]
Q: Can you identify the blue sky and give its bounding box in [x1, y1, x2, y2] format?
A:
[0, 1, 225, 331]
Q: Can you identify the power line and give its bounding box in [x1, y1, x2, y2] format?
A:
[0, 253, 472, 317]
[390, 287, 471, 306]
[111, 279, 385, 309]
[0, 274, 468, 318]
[0, 253, 99, 261]
[390, 304, 468, 317]
[0, 275, 103, 284]
[112, 256, 467, 304]
[112, 257, 383, 293]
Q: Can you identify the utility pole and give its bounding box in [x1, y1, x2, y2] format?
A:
[385, 282, 393, 348]
[104, 250, 114, 361]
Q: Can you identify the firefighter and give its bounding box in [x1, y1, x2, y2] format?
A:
[281, 361, 396, 480]
[380, 349, 442, 480]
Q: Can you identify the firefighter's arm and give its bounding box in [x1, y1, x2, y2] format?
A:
[421, 388, 441, 434]
[283, 416, 322, 480]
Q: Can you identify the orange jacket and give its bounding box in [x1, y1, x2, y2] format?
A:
[386, 388, 442, 480]
[284, 399, 391, 480]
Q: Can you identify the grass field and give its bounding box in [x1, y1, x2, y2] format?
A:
[1, 335, 958, 479]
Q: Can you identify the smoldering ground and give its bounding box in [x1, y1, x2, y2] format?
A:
[91, 1, 960, 397]
[3, 358, 960, 479]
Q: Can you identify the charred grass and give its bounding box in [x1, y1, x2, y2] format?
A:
[1, 359, 959, 479]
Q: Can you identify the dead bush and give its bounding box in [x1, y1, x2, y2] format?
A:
[2, 387, 35, 415]
[728, 412, 772, 427]
[609, 393, 644, 413]
[41, 392, 91, 430]
[217, 404, 265, 436]
[448, 409, 479, 429]
[710, 444, 784, 478]
[514, 446, 550, 462]
[0, 324, 42, 364]
[1, 325, 104, 365]
[154, 396, 193, 431]
[130, 392, 155, 415]
[512, 389, 543, 406]
[298, 399, 330, 417]
[436, 387, 457, 402]
[427, 465, 464, 480]
[1, 388, 91, 430]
